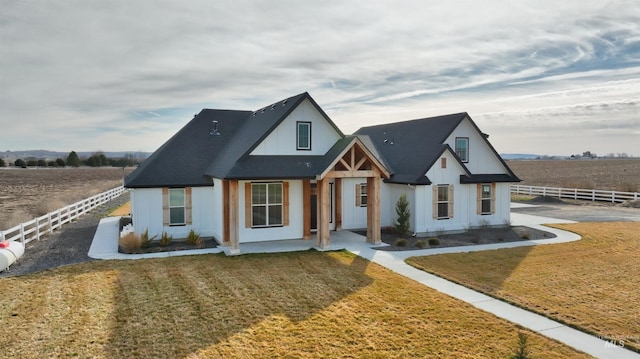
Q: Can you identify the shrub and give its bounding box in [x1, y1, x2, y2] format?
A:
[0, 158, 6, 167]
[393, 193, 411, 238]
[159, 231, 173, 246]
[394, 238, 408, 247]
[521, 232, 530, 240]
[186, 229, 200, 245]
[414, 240, 428, 249]
[140, 228, 156, 248]
[510, 332, 531, 359]
[56, 158, 66, 167]
[119, 233, 141, 254]
[427, 238, 440, 246]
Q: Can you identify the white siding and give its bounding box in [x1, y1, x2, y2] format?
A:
[340, 178, 369, 229]
[444, 117, 507, 174]
[419, 150, 470, 234]
[130, 186, 217, 240]
[238, 180, 304, 242]
[251, 99, 342, 155]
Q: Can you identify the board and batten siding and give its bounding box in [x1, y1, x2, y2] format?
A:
[130, 186, 216, 240]
[443, 117, 506, 174]
[250, 98, 342, 155]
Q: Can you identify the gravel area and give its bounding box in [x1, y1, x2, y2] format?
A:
[0, 193, 130, 277]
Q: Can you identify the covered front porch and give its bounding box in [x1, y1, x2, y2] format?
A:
[221, 136, 390, 254]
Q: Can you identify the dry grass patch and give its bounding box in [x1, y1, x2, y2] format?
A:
[0, 251, 589, 358]
[407, 222, 640, 352]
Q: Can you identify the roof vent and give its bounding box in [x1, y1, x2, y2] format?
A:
[210, 120, 221, 136]
[271, 104, 276, 110]
[252, 111, 256, 116]
[282, 100, 287, 106]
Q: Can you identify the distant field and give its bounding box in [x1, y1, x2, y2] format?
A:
[507, 159, 640, 192]
[0, 167, 134, 230]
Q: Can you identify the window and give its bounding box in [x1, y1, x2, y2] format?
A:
[356, 183, 367, 207]
[251, 182, 283, 227]
[481, 184, 492, 214]
[477, 183, 495, 215]
[169, 188, 186, 225]
[455, 137, 469, 162]
[441, 157, 447, 168]
[297, 121, 311, 150]
[437, 185, 449, 219]
[433, 184, 454, 219]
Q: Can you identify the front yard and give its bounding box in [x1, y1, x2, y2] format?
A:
[407, 222, 640, 352]
[0, 251, 589, 358]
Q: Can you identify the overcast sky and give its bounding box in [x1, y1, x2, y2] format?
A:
[1, 1, 639, 156]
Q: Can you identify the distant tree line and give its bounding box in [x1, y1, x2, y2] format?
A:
[7, 151, 141, 168]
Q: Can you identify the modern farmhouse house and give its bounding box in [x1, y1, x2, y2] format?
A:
[125, 92, 520, 253]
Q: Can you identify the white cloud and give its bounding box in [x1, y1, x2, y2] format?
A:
[1, 0, 639, 155]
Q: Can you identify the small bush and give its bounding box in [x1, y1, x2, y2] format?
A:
[0, 158, 6, 167]
[393, 193, 411, 238]
[414, 240, 428, 249]
[159, 232, 173, 246]
[186, 229, 200, 245]
[471, 237, 480, 244]
[140, 228, 156, 248]
[510, 332, 531, 359]
[394, 238, 408, 247]
[521, 232, 530, 240]
[427, 238, 440, 246]
[119, 233, 141, 254]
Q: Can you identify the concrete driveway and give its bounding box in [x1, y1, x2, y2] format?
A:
[511, 201, 640, 222]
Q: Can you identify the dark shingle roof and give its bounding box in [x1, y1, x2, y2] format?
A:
[125, 92, 345, 187]
[355, 113, 520, 185]
[355, 113, 467, 184]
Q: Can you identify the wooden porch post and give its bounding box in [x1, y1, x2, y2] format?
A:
[302, 179, 311, 240]
[366, 175, 381, 244]
[317, 177, 331, 249]
[334, 178, 342, 231]
[228, 180, 240, 253]
[222, 180, 230, 246]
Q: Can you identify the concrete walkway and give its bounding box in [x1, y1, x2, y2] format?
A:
[89, 207, 639, 358]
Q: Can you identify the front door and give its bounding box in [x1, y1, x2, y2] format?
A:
[310, 182, 334, 232]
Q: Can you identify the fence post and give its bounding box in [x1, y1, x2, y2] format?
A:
[612, 191, 615, 203]
[592, 190, 595, 201]
[35, 217, 40, 241]
[47, 212, 53, 234]
[20, 223, 25, 245]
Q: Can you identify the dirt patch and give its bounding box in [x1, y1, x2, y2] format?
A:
[0, 167, 134, 229]
[355, 226, 555, 251]
[621, 200, 640, 208]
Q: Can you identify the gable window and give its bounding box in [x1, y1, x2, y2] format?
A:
[163, 187, 192, 226]
[297, 121, 312, 150]
[355, 183, 367, 207]
[441, 157, 447, 169]
[433, 184, 454, 219]
[251, 182, 283, 227]
[455, 137, 469, 162]
[477, 183, 496, 215]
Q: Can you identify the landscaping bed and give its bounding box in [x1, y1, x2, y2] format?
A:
[363, 226, 555, 251]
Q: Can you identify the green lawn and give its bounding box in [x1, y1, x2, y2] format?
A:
[0, 251, 589, 358]
[407, 222, 640, 353]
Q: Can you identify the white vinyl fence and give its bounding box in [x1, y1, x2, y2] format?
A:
[511, 185, 639, 203]
[0, 186, 125, 246]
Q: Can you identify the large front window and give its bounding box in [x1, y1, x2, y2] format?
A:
[455, 137, 469, 162]
[252, 182, 283, 227]
[169, 188, 186, 225]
